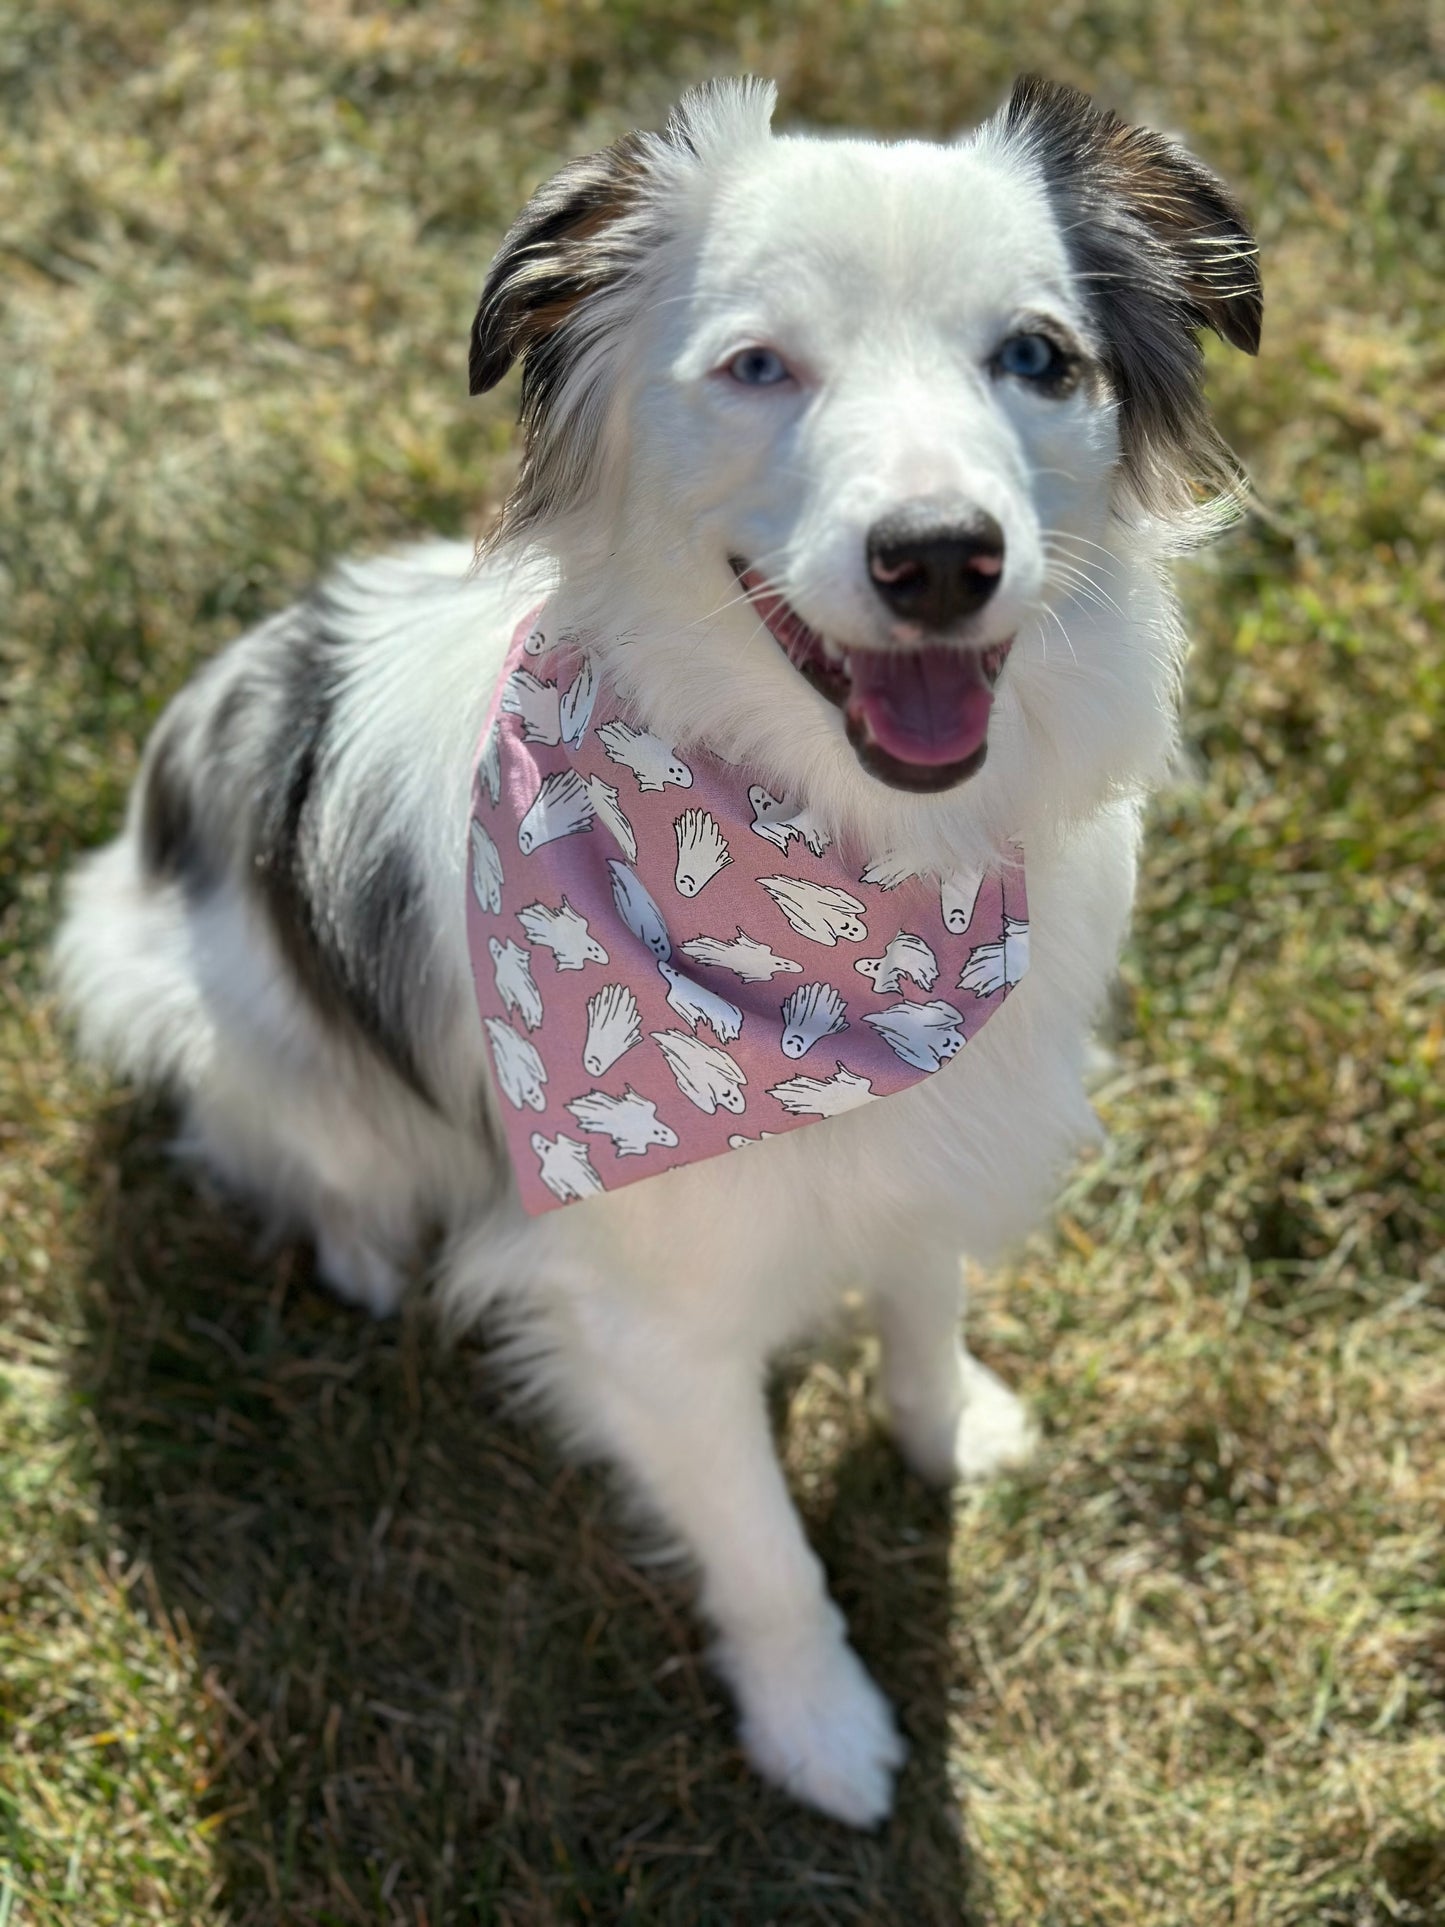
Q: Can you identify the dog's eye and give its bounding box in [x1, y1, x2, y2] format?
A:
[996, 333, 1068, 382]
[726, 347, 792, 387]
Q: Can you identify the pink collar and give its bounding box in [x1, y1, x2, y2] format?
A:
[467, 608, 1028, 1212]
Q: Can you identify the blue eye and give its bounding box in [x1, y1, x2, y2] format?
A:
[726, 346, 792, 387]
[997, 333, 1064, 381]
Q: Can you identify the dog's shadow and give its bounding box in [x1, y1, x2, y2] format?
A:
[76, 1106, 983, 1923]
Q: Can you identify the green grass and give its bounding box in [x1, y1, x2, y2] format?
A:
[2, 2, 1441, 1921]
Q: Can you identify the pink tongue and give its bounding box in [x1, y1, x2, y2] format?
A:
[845, 647, 993, 767]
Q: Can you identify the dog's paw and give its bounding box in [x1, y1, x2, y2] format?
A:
[723, 1624, 906, 1827]
[951, 1364, 1038, 1482]
[891, 1356, 1038, 1487]
[316, 1221, 408, 1318]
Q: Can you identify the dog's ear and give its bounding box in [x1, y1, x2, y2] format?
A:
[471, 80, 776, 543]
[468, 131, 650, 398]
[470, 78, 778, 400]
[1001, 75, 1262, 514]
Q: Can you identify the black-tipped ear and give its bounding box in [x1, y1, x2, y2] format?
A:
[468, 130, 649, 397]
[1005, 75, 1262, 355]
[1001, 74, 1261, 515]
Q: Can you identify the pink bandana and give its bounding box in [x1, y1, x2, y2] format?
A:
[467, 609, 1029, 1213]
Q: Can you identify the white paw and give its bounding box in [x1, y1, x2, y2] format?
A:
[316, 1223, 408, 1318]
[891, 1356, 1038, 1487]
[952, 1357, 1038, 1483]
[721, 1622, 906, 1827]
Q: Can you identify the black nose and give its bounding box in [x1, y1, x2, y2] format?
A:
[866, 497, 1005, 628]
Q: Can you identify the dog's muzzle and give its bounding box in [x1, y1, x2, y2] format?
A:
[731, 558, 1013, 794]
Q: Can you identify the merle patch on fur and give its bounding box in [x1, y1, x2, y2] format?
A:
[139, 720, 216, 893]
[248, 600, 439, 1110]
[1002, 74, 1262, 516]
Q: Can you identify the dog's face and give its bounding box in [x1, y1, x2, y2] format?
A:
[627, 130, 1117, 793]
[471, 77, 1260, 822]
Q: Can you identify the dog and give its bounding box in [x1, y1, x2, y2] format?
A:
[56, 75, 1260, 1826]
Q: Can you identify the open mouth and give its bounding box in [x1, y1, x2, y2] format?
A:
[731, 560, 1012, 793]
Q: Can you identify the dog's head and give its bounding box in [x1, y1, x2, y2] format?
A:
[470, 79, 1260, 840]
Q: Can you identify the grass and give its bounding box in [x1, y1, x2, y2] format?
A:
[1, 1, 1441, 1921]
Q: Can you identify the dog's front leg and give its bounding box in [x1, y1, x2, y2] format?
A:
[560, 1298, 906, 1826]
[873, 1244, 1038, 1487]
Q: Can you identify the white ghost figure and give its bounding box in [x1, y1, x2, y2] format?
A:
[582, 982, 643, 1076]
[488, 936, 543, 1031]
[679, 928, 802, 982]
[657, 960, 744, 1043]
[767, 1061, 876, 1117]
[758, 875, 868, 945]
[483, 1016, 548, 1110]
[566, 1086, 679, 1157]
[651, 1029, 747, 1115]
[521, 616, 550, 657]
[957, 916, 1030, 995]
[559, 657, 597, 747]
[582, 774, 637, 861]
[607, 859, 672, 961]
[863, 999, 968, 1071]
[469, 819, 504, 914]
[859, 852, 919, 890]
[501, 667, 563, 745]
[941, 868, 986, 934]
[476, 728, 502, 807]
[779, 982, 849, 1059]
[530, 1130, 604, 1202]
[517, 769, 596, 854]
[747, 785, 832, 857]
[853, 931, 939, 995]
[517, 897, 609, 971]
[727, 1131, 779, 1150]
[673, 809, 732, 897]
[597, 721, 693, 793]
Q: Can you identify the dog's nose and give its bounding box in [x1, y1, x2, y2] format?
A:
[866, 498, 1005, 628]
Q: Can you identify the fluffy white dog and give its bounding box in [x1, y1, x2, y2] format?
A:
[57, 76, 1260, 1825]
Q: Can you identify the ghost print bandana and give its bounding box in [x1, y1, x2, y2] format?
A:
[466, 608, 1029, 1213]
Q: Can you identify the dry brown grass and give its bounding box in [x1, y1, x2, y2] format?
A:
[2, 3, 1441, 1922]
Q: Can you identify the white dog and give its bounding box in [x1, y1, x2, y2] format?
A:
[56, 76, 1260, 1826]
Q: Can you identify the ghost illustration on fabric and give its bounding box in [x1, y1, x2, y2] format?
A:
[477, 730, 502, 807]
[517, 898, 609, 971]
[559, 657, 597, 747]
[652, 1030, 748, 1114]
[657, 961, 744, 1043]
[517, 770, 596, 853]
[673, 810, 732, 897]
[488, 936, 543, 1031]
[469, 819, 504, 915]
[607, 860, 672, 960]
[597, 721, 694, 792]
[767, 1062, 875, 1116]
[758, 876, 868, 945]
[853, 932, 939, 994]
[484, 1016, 548, 1111]
[466, 608, 1027, 1213]
[863, 999, 968, 1071]
[779, 982, 848, 1058]
[531, 1131, 605, 1201]
[941, 869, 986, 934]
[958, 916, 1030, 995]
[748, 786, 832, 857]
[566, 1087, 679, 1156]
[584, 775, 637, 860]
[679, 929, 802, 981]
[582, 983, 643, 1076]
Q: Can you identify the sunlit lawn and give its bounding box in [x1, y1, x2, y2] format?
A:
[2, 3, 1441, 1921]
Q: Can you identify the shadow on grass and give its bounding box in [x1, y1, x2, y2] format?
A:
[74, 1107, 980, 1925]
